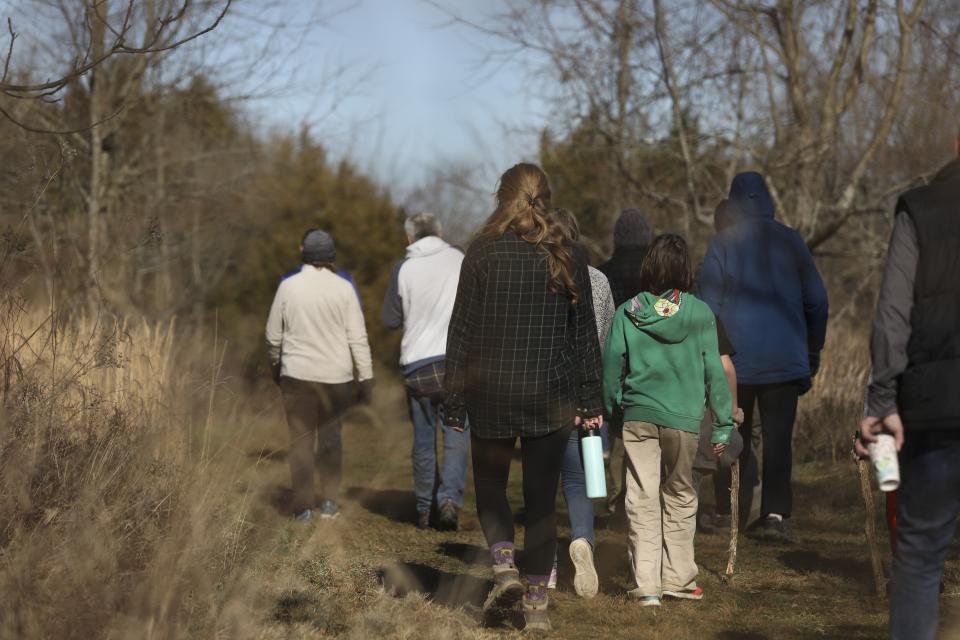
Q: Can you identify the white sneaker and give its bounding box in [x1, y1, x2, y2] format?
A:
[628, 589, 662, 606]
[569, 538, 599, 599]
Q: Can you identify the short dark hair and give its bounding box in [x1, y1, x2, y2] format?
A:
[639, 233, 692, 293]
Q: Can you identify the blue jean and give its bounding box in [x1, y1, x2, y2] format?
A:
[890, 432, 960, 640]
[561, 429, 596, 547]
[409, 394, 469, 514]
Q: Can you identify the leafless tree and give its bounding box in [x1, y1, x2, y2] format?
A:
[433, 0, 959, 259]
[0, 1, 231, 127]
[1, 1, 358, 318]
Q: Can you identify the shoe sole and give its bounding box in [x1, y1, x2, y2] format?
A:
[523, 619, 552, 633]
[569, 540, 599, 599]
[663, 590, 703, 601]
[483, 581, 524, 610]
[319, 512, 340, 520]
[639, 599, 661, 607]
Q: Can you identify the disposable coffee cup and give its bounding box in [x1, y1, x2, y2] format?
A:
[868, 433, 900, 492]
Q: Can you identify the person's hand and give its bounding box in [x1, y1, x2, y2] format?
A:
[855, 413, 905, 458]
[809, 351, 822, 379]
[732, 407, 744, 426]
[357, 378, 374, 405]
[713, 443, 727, 457]
[576, 415, 604, 430]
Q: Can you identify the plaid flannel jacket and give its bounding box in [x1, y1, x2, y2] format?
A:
[443, 231, 603, 439]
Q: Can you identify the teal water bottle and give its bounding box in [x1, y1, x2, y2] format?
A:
[581, 429, 607, 499]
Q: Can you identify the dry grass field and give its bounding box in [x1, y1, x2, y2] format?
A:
[1, 311, 957, 639]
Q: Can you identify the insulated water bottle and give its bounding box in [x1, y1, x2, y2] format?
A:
[582, 429, 607, 499]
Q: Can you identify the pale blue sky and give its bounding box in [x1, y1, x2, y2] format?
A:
[2, 0, 545, 195]
[236, 0, 547, 192]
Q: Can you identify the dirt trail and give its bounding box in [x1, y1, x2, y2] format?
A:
[239, 378, 959, 639]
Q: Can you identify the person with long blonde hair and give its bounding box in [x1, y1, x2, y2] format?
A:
[443, 164, 604, 632]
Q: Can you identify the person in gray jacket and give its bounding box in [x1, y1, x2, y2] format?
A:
[382, 213, 468, 531]
[857, 128, 960, 640]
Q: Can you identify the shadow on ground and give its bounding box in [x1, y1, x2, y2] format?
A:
[592, 539, 632, 595]
[262, 485, 292, 515]
[437, 541, 488, 566]
[378, 561, 524, 629]
[778, 549, 871, 584]
[345, 486, 418, 525]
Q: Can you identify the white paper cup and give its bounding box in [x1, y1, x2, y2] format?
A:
[868, 433, 900, 492]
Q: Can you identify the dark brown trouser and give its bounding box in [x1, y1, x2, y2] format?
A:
[280, 376, 354, 514]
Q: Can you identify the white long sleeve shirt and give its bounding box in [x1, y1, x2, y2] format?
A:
[265, 265, 373, 384]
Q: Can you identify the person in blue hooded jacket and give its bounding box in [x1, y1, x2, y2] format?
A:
[699, 172, 828, 542]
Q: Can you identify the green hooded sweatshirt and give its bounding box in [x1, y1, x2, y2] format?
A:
[602, 289, 733, 444]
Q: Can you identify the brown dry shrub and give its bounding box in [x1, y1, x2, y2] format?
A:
[795, 319, 871, 462]
[0, 303, 260, 638]
[346, 593, 490, 640]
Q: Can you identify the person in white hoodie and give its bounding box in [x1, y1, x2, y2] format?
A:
[382, 213, 467, 531]
[266, 229, 374, 522]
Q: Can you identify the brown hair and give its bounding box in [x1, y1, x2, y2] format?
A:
[639, 233, 692, 294]
[480, 164, 579, 304]
[549, 207, 580, 242]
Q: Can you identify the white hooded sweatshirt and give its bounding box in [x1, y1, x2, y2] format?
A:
[381, 236, 464, 373]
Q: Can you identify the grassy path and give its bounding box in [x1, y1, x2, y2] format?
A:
[236, 380, 959, 639]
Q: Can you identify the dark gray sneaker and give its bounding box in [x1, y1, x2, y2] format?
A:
[714, 514, 732, 531]
[416, 510, 431, 530]
[697, 512, 716, 534]
[483, 563, 524, 611]
[748, 514, 791, 543]
[438, 501, 459, 531]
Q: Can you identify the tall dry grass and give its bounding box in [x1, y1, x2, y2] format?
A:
[0, 299, 262, 639]
[0, 290, 880, 638]
[795, 319, 872, 462]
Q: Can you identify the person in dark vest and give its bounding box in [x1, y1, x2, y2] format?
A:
[856, 129, 960, 640]
[598, 208, 654, 519]
[699, 173, 829, 542]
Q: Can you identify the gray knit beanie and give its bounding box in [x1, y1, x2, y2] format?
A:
[301, 229, 336, 264]
[613, 208, 653, 249]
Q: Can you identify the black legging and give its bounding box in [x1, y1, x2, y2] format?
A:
[471, 424, 572, 576]
[737, 382, 801, 518]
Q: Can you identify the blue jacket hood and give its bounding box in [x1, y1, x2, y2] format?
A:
[729, 172, 775, 221]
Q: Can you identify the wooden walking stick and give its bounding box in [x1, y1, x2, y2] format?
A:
[856, 456, 887, 599]
[724, 460, 740, 582]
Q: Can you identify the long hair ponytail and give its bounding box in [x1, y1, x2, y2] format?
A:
[479, 163, 580, 304]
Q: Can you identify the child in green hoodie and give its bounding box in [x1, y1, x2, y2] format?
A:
[602, 233, 734, 607]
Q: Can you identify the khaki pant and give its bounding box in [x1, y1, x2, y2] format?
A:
[606, 430, 627, 514]
[622, 421, 699, 596]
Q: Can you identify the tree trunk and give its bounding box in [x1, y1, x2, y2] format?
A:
[88, 1, 109, 310]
